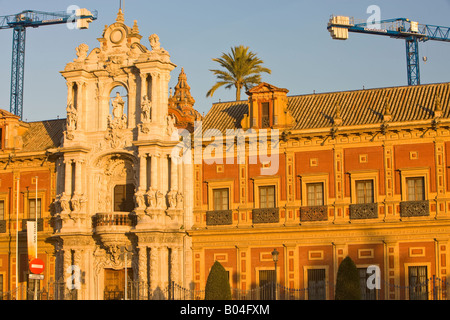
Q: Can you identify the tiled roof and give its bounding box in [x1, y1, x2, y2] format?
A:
[202, 82, 450, 133]
[22, 119, 65, 152]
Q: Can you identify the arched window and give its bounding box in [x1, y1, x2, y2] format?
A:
[113, 184, 134, 212]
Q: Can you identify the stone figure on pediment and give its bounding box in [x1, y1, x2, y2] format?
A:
[149, 34, 161, 51]
[75, 43, 89, 61]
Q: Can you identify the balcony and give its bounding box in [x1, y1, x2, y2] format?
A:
[252, 208, 280, 224]
[300, 206, 328, 222]
[206, 210, 233, 226]
[400, 200, 430, 217]
[92, 212, 136, 229]
[349, 203, 378, 220]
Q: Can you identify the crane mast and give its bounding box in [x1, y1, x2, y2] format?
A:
[0, 9, 97, 119]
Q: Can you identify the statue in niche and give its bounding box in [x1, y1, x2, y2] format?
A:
[66, 103, 77, 131]
[108, 92, 128, 129]
[141, 95, 152, 123]
[111, 92, 125, 118]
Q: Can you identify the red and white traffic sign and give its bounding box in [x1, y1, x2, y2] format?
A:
[29, 258, 45, 274]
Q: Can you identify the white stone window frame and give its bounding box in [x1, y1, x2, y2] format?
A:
[347, 169, 379, 204]
[251, 176, 280, 209]
[206, 179, 234, 212]
[398, 167, 430, 201]
[299, 173, 329, 207]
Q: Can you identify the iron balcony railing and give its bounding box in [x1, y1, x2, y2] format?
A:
[252, 207, 280, 224]
[349, 203, 379, 220]
[300, 205, 328, 222]
[400, 200, 430, 217]
[206, 210, 233, 226]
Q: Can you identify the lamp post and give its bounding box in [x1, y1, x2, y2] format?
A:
[271, 248, 279, 300]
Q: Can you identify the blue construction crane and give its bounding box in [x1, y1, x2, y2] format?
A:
[0, 9, 97, 119]
[327, 16, 450, 86]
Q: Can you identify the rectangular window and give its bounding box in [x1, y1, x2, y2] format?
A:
[409, 266, 428, 300]
[29, 199, 41, 219]
[213, 188, 229, 211]
[259, 270, 276, 300]
[0, 274, 3, 299]
[261, 102, 270, 128]
[358, 268, 377, 300]
[356, 180, 374, 204]
[307, 269, 326, 300]
[407, 177, 425, 201]
[307, 183, 324, 206]
[259, 186, 275, 209]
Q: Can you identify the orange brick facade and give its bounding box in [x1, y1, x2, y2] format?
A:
[0, 115, 62, 296]
[190, 82, 450, 300]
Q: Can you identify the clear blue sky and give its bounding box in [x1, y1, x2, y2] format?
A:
[0, 0, 449, 121]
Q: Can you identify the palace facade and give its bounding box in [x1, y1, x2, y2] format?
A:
[1, 9, 450, 300]
[192, 81, 450, 300]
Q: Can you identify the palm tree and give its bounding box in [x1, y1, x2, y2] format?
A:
[206, 45, 272, 101]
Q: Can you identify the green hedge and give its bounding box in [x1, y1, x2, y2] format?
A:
[335, 256, 361, 300]
[205, 261, 232, 300]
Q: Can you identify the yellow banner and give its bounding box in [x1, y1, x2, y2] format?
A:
[27, 221, 37, 261]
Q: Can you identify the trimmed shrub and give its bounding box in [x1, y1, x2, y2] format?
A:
[335, 256, 361, 300]
[205, 261, 232, 300]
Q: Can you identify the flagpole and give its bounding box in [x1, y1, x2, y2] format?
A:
[34, 176, 38, 301]
[35, 176, 38, 259]
[15, 177, 19, 299]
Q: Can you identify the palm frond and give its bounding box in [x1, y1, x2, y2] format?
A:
[207, 45, 272, 100]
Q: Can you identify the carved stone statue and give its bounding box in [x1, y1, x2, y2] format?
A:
[66, 103, 77, 131]
[146, 190, 156, 208]
[149, 34, 161, 51]
[166, 114, 176, 135]
[71, 194, 81, 212]
[75, 43, 89, 61]
[156, 190, 164, 208]
[134, 188, 146, 209]
[176, 192, 183, 208]
[60, 192, 71, 213]
[108, 92, 128, 129]
[141, 95, 152, 123]
[167, 189, 177, 209]
[111, 92, 125, 119]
